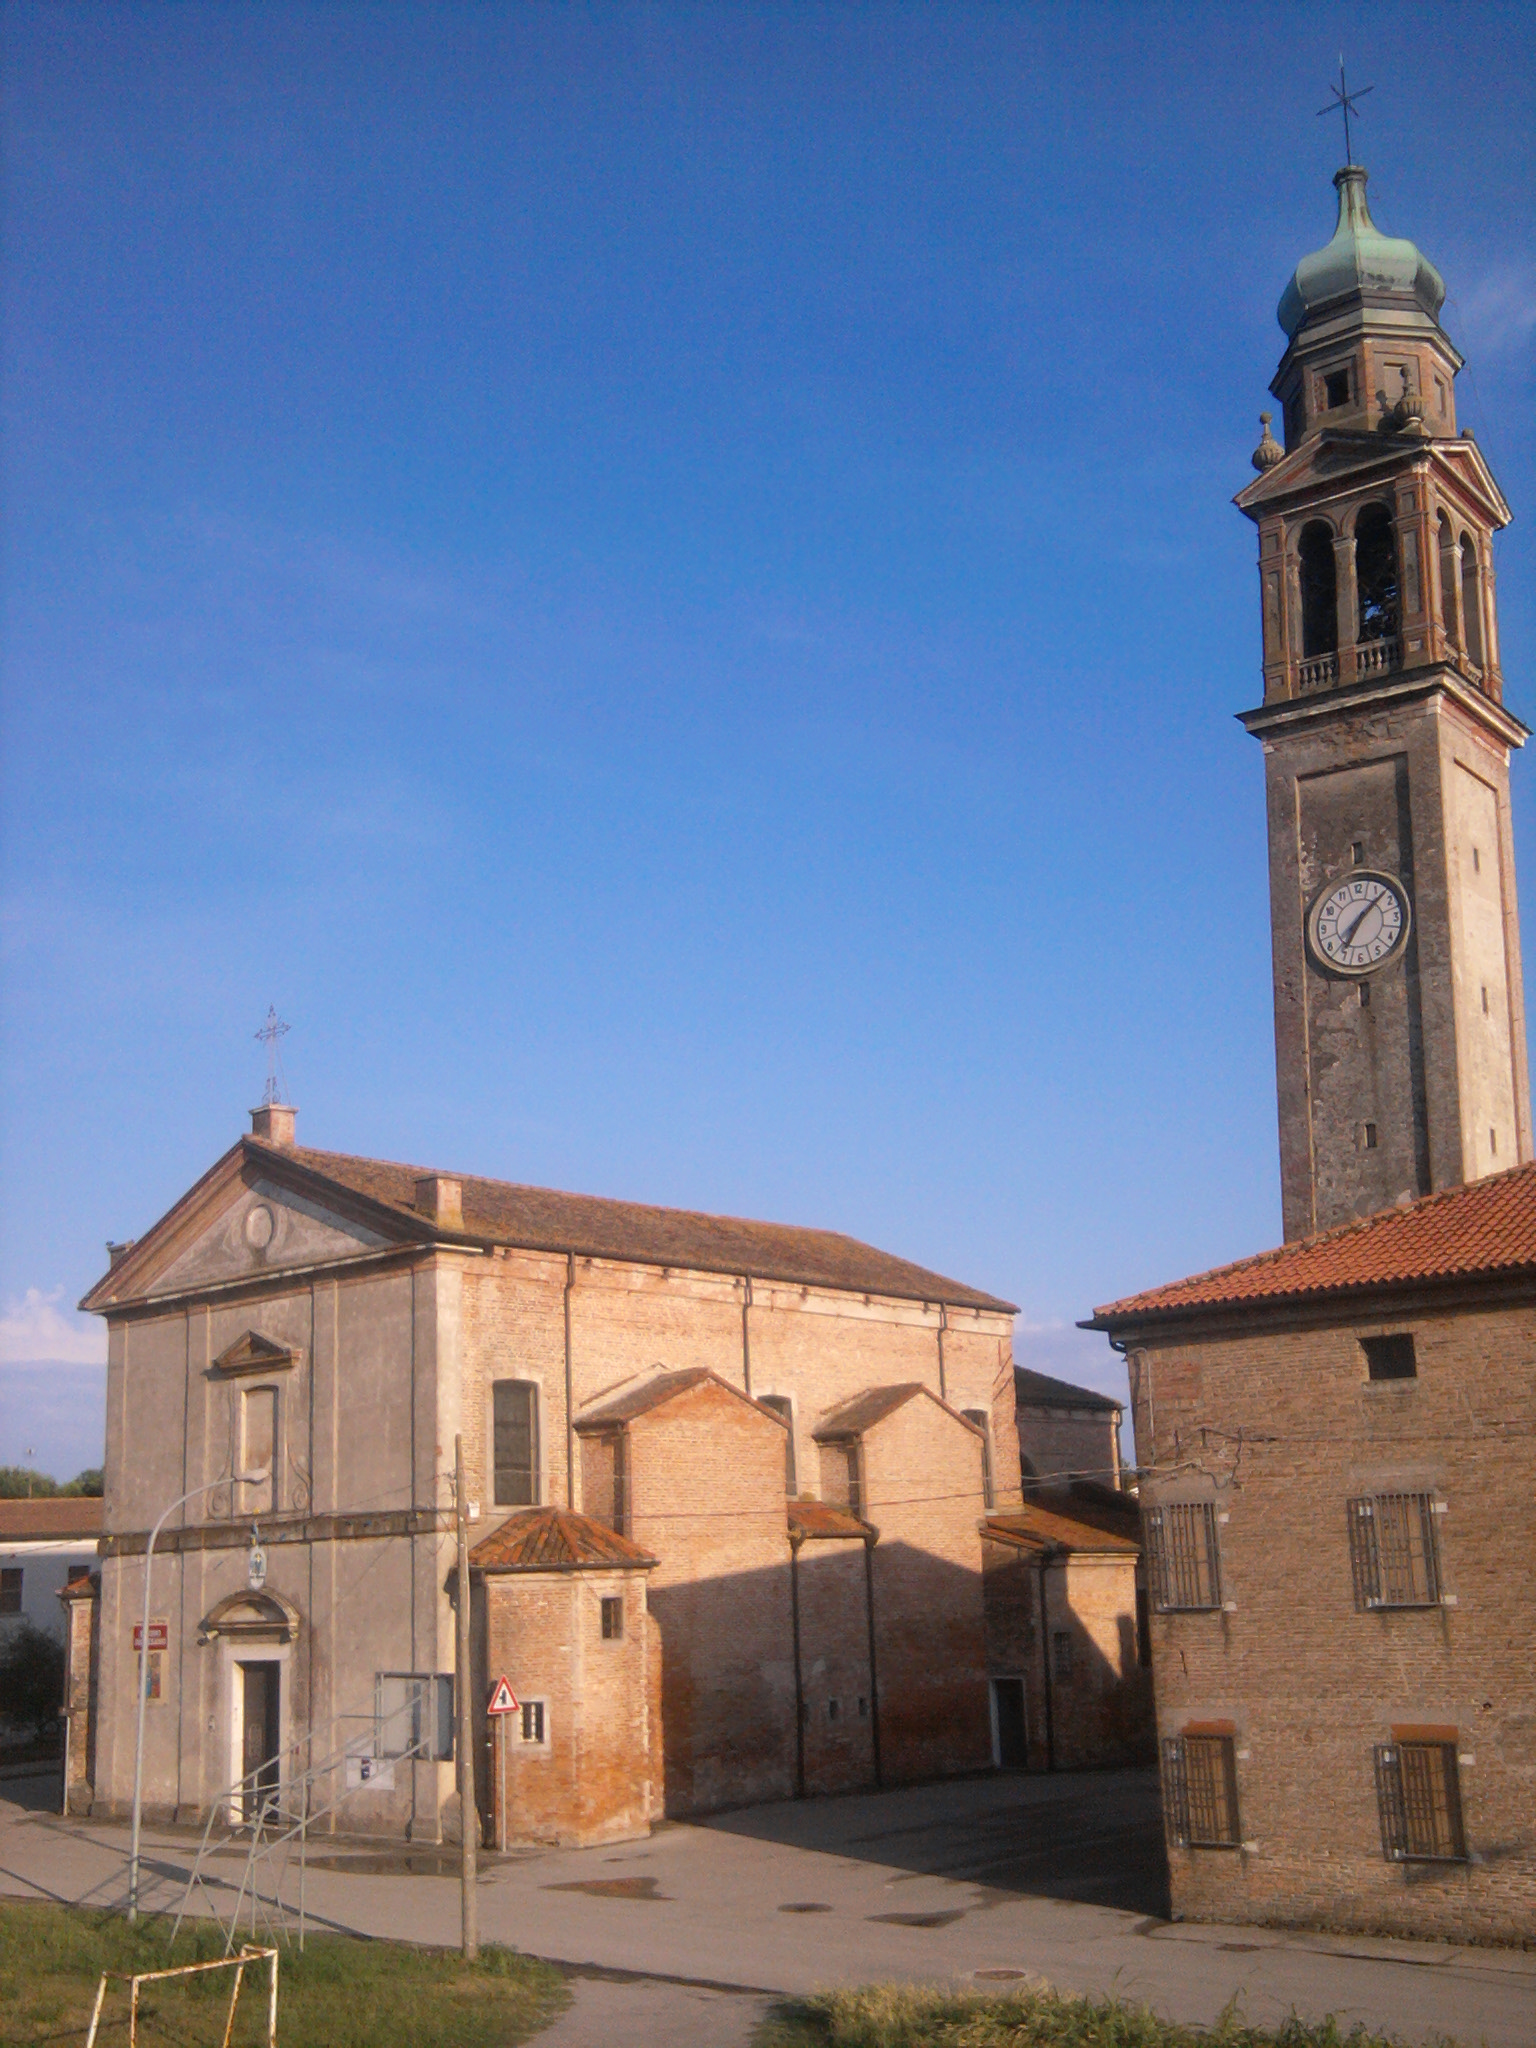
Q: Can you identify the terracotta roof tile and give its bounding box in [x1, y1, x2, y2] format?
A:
[985, 1496, 1140, 1557]
[469, 1506, 656, 1572]
[788, 1501, 872, 1541]
[265, 1142, 1015, 1313]
[1089, 1162, 1536, 1327]
[0, 1498, 104, 1543]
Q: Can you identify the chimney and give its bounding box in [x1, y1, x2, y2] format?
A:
[106, 1241, 136, 1270]
[414, 1174, 464, 1230]
[250, 1104, 297, 1147]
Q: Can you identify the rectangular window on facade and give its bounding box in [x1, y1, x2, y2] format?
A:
[1145, 1503, 1223, 1611]
[600, 1595, 623, 1640]
[493, 1380, 539, 1507]
[519, 1698, 547, 1745]
[1162, 1734, 1241, 1848]
[1347, 1493, 1443, 1609]
[1362, 1333, 1416, 1381]
[375, 1673, 454, 1760]
[758, 1395, 797, 1496]
[1325, 367, 1351, 409]
[0, 1567, 22, 1614]
[963, 1410, 996, 1511]
[241, 1387, 277, 1516]
[1374, 1741, 1467, 1862]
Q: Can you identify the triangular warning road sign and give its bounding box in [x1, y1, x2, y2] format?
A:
[487, 1675, 519, 1715]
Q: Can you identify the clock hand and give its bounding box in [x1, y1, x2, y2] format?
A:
[1340, 899, 1379, 947]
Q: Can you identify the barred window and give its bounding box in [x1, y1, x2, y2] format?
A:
[1347, 1493, 1442, 1609]
[1161, 1734, 1241, 1848]
[493, 1380, 539, 1507]
[519, 1698, 547, 1746]
[600, 1595, 623, 1641]
[1145, 1503, 1222, 1611]
[1374, 1742, 1466, 1862]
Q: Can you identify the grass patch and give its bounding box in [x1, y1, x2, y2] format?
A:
[755, 1982, 1444, 2048]
[0, 1898, 570, 2046]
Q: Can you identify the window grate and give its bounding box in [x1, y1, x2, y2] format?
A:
[1347, 1493, 1442, 1609]
[1162, 1734, 1240, 1848]
[1374, 1743, 1466, 1861]
[1146, 1503, 1223, 1611]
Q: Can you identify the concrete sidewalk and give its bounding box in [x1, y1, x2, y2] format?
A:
[3, 1768, 1532, 2046]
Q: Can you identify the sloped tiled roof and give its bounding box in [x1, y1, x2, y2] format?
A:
[1014, 1365, 1121, 1413]
[985, 1494, 1140, 1558]
[0, 1498, 104, 1543]
[469, 1507, 656, 1572]
[812, 1384, 928, 1440]
[574, 1368, 769, 1430]
[788, 1501, 872, 1541]
[263, 1142, 1015, 1312]
[1089, 1162, 1536, 1328]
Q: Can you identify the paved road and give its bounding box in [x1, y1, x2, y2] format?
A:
[3, 1767, 1532, 2046]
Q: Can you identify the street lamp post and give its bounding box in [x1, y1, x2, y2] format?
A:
[126, 1470, 268, 1923]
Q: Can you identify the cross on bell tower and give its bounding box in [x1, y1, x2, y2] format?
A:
[1234, 158, 1531, 1238]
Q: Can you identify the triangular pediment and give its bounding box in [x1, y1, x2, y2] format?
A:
[81, 1144, 412, 1311]
[213, 1330, 296, 1376]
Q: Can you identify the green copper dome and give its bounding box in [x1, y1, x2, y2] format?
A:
[1277, 167, 1446, 339]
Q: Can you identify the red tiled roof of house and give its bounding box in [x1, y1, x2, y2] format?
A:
[788, 1501, 872, 1541]
[270, 1143, 1017, 1313]
[469, 1506, 656, 1572]
[0, 1498, 104, 1543]
[1089, 1161, 1536, 1327]
[985, 1495, 1140, 1557]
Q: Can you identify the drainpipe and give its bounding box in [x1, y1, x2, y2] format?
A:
[564, 1253, 576, 1508]
[741, 1275, 753, 1396]
[789, 1530, 806, 1798]
[936, 1304, 948, 1404]
[862, 1529, 883, 1790]
[1037, 1548, 1057, 1773]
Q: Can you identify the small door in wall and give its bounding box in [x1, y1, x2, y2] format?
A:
[992, 1676, 1027, 1769]
[240, 1661, 281, 1823]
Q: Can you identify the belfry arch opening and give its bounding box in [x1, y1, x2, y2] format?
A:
[1460, 535, 1484, 667]
[1298, 522, 1337, 658]
[1354, 503, 1400, 644]
[1438, 512, 1460, 647]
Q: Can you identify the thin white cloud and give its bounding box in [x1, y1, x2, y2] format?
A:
[1453, 262, 1536, 358]
[0, 1287, 108, 1367]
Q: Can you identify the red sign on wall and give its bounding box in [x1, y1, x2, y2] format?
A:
[132, 1620, 169, 1652]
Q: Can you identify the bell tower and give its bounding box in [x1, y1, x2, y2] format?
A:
[1236, 164, 1532, 1240]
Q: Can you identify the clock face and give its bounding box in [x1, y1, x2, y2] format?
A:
[1308, 870, 1411, 975]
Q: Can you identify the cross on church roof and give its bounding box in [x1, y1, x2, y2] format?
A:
[1317, 55, 1374, 166]
[255, 1005, 291, 1107]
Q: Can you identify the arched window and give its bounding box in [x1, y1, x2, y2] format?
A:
[1460, 535, 1484, 667]
[1299, 522, 1338, 658]
[1437, 512, 1460, 647]
[1355, 503, 1400, 643]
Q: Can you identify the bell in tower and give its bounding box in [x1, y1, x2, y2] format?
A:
[1234, 162, 1532, 1240]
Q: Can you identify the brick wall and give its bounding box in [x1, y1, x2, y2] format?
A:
[1131, 1298, 1536, 1942]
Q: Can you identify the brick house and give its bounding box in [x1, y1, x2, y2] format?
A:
[1013, 1366, 1124, 1490]
[1090, 1164, 1536, 1942]
[70, 1105, 1148, 1843]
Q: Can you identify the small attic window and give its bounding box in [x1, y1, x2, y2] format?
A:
[1325, 369, 1351, 410]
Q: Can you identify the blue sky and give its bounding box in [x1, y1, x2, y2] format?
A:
[3, 2, 1533, 1479]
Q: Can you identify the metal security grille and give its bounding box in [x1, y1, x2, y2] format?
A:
[1146, 1503, 1222, 1611]
[1347, 1493, 1442, 1609]
[1374, 1743, 1466, 1861]
[1161, 1734, 1240, 1847]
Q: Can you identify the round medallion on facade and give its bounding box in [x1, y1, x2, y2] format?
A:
[1307, 870, 1411, 976]
[243, 1203, 276, 1250]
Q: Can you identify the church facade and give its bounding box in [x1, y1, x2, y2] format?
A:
[1092, 165, 1535, 1942]
[75, 1104, 1149, 1845]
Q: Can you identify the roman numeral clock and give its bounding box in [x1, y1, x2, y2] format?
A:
[1235, 165, 1532, 1240]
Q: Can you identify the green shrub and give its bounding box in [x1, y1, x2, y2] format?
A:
[0, 1620, 66, 1740]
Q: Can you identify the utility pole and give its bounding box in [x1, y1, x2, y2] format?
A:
[454, 1435, 479, 1959]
